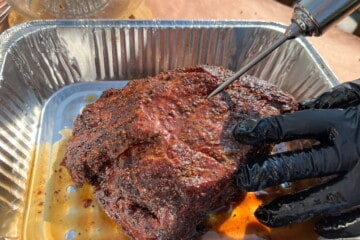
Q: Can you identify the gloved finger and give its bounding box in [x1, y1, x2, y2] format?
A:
[315, 207, 360, 239]
[236, 145, 355, 192]
[233, 109, 342, 145]
[299, 79, 360, 110]
[253, 176, 354, 228]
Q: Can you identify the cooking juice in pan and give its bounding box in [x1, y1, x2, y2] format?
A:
[23, 131, 317, 240]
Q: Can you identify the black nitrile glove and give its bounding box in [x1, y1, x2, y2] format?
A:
[299, 79, 360, 109]
[234, 79, 360, 239]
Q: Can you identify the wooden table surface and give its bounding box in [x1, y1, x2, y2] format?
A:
[144, 0, 360, 83]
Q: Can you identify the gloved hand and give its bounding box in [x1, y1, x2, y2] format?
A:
[233, 79, 360, 239]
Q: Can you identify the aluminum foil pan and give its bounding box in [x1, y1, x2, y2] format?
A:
[0, 0, 9, 24]
[0, 0, 10, 33]
[0, 20, 340, 240]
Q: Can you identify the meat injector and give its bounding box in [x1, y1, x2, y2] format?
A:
[207, 0, 360, 98]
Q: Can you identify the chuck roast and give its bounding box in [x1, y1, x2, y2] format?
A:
[63, 66, 297, 239]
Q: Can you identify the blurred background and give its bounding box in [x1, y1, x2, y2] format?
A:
[0, 0, 358, 82]
[0, 0, 359, 37]
[0, 0, 358, 35]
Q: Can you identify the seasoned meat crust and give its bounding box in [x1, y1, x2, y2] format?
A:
[63, 66, 297, 240]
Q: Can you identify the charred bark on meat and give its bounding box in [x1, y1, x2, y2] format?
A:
[62, 65, 298, 240]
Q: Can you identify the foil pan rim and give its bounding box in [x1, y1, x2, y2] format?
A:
[0, 19, 338, 86]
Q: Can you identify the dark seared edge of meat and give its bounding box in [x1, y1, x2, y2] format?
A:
[62, 65, 298, 240]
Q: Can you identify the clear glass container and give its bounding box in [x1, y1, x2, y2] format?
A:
[7, 0, 144, 19]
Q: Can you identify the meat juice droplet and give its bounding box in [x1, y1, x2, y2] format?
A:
[65, 230, 76, 240]
[67, 185, 77, 193]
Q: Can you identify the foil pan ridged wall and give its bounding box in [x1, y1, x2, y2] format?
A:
[0, 1, 9, 25]
[0, 20, 338, 239]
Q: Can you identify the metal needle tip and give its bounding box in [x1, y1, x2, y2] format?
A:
[207, 74, 238, 98]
